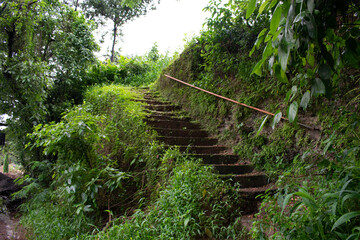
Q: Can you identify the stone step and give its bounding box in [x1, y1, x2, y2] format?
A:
[145, 105, 181, 112]
[188, 154, 239, 164]
[220, 173, 269, 188]
[146, 114, 192, 121]
[175, 145, 227, 154]
[135, 99, 171, 105]
[237, 184, 276, 199]
[146, 119, 201, 130]
[145, 111, 178, 118]
[154, 128, 209, 138]
[157, 136, 218, 146]
[213, 164, 254, 175]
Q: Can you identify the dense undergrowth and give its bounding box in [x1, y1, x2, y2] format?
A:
[15, 84, 246, 239]
[156, 0, 360, 239]
[2, 0, 359, 239]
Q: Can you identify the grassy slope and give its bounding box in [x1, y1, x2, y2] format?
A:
[155, 41, 360, 238]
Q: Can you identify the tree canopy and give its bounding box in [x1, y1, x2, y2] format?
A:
[0, 0, 98, 168]
[82, 0, 159, 61]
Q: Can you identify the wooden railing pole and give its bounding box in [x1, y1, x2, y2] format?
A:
[164, 74, 317, 130]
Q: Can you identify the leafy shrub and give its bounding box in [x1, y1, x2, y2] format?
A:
[19, 85, 165, 239]
[82, 159, 244, 240]
[86, 46, 171, 87]
[251, 131, 360, 239]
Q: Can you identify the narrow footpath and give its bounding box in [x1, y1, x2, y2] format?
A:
[0, 169, 26, 240]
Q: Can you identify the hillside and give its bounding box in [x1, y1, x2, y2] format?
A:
[0, 0, 359, 239]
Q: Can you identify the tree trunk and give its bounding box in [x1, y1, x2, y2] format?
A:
[74, 0, 79, 11]
[110, 21, 118, 62]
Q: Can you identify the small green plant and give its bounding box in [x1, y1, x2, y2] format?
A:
[3, 153, 9, 173]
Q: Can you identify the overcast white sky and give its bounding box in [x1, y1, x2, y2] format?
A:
[97, 0, 210, 58]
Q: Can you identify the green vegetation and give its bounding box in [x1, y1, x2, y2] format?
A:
[82, 159, 244, 239]
[0, 0, 358, 239]
[86, 44, 171, 87]
[157, 0, 359, 239]
[15, 85, 245, 239]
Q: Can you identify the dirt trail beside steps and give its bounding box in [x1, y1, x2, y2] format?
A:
[0, 169, 26, 240]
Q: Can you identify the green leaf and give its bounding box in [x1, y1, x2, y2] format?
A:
[279, 37, 290, 71]
[270, 4, 282, 34]
[294, 189, 317, 209]
[332, 211, 360, 231]
[311, 78, 326, 97]
[249, 45, 256, 57]
[184, 217, 190, 227]
[256, 116, 269, 137]
[258, 28, 269, 38]
[300, 91, 311, 110]
[246, 0, 257, 19]
[318, 64, 332, 80]
[251, 58, 266, 76]
[274, 63, 288, 83]
[281, 193, 294, 216]
[272, 111, 282, 129]
[290, 85, 298, 102]
[263, 41, 273, 58]
[258, 0, 270, 17]
[288, 102, 298, 123]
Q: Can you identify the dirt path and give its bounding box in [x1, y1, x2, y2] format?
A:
[0, 168, 27, 240]
[0, 212, 26, 240]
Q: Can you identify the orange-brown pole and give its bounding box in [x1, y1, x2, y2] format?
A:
[164, 74, 316, 130]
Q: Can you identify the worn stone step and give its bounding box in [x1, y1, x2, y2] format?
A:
[238, 184, 276, 199]
[221, 173, 268, 188]
[145, 105, 181, 112]
[188, 154, 239, 164]
[146, 114, 191, 121]
[175, 146, 227, 154]
[213, 164, 254, 175]
[154, 128, 209, 138]
[146, 119, 201, 130]
[157, 136, 218, 146]
[135, 99, 171, 105]
[143, 93, 161, 99]
[145, 111, 178, 118]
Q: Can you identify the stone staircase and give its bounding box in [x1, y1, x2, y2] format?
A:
[137, 89, 273, 216]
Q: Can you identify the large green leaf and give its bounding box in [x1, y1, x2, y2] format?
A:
[274, 63, 288, 83]
[262, 41, 274, 58]
[251, 58, 266, 76]
[311, 78, 326, 97]
[257, 0, 270, 18]
[279, 37, 290, 71]
[281, 193, 294, 216]
[331, 211, 360, 231]
[272, 111, 282, 129]
[300, 91, 311, 110]
[270, 4, 282, 34]
[246, 0, 257, 19]
[318, 64, 332, 80]
[256, 115, 268, 137]
[288, 101, 298, 123]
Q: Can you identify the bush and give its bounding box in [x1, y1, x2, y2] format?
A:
[18, 85, 165, 239]
[82, 159, 244, 240]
